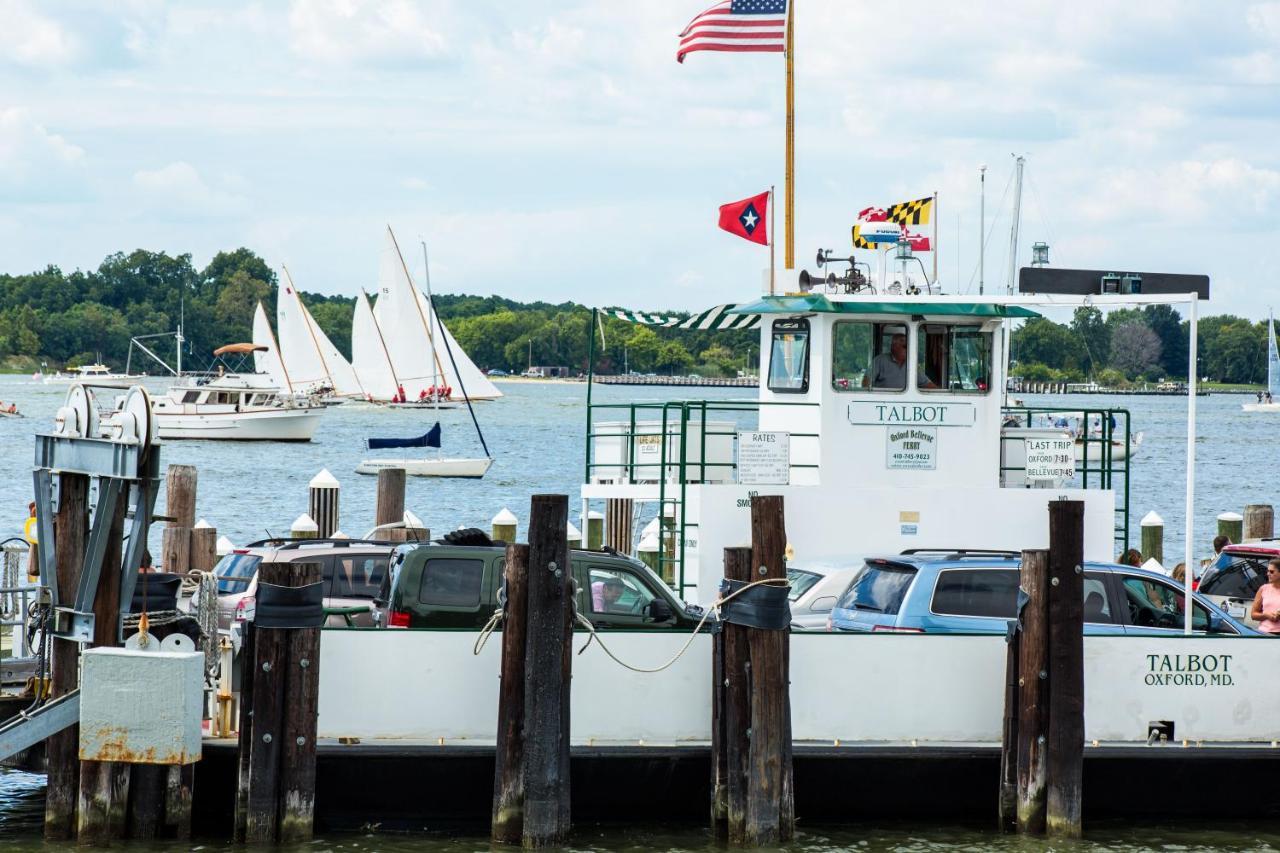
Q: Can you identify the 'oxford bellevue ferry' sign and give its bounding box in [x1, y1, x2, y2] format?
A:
[847, 401, 976, 427]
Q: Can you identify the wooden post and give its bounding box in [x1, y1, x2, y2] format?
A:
[1015, 548, 1050, 834]
[233, 611, 257, 844]
[241, 562, 291, 843]
[45, 473, 89, 841]
[375, 468, 406, 527]
[585, 510, 603, 550]
[637, 530, 661, 577]
[161, 526, 191, 574]
[604, 498, 633, 553]
[165, 465, 198, 528]
[1139, 511, 1163, 566]
[163, 765, 194, 840]
[278, 561, 322, 843]
[721, 545, 747, 845]
[77, 485, 131, 845]
[190, 521, 218, 573]
[402, 510, 429, 541]
[521, 494, 572, 847]
[565, 520, 582, 550]
[290, 514, 318, 541]
[1216, 512, 1243, 545]
[997, 623, 1020, 832]
[1245, 504, 1274, 541]
[492, 543, 529, 845]
[308, 469, 340, 539]
[492, 508, 517, 543]
[745, 495, 793, 845]
[1046, 501, 1084, 839]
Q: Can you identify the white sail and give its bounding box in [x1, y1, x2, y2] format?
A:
[1268, 312, 1279, 399]
[277, 267, 365, 397]
[252, 301, 292, 392]
[373, 227, 502, 401]
[351, 290, 398, 401]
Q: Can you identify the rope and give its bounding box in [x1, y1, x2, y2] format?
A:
[0, 541, 25, 619]
[471, 577, 790, 676]
[193, 570, 220, 679]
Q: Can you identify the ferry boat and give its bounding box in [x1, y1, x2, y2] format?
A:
[149, 373, 324, 441]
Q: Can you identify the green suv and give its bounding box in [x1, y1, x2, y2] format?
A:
[378, 540, 705, 631]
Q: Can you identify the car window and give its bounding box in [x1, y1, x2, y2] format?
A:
[420, 558, 484, 606]
[588, 567, 655, 617]
[931, 568, 1018, 618]
[787, 569, 822, 602]
[331, 555, 388, 599]
[1121, 575, 1209, 631]
[1082, 576, 1114, 623]
[1200, 555, 1266, 599]
[837, 562, 916, 615]
[213, 553, 261, 594]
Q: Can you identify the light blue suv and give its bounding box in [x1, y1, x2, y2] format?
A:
[828, 550, 1257, 636]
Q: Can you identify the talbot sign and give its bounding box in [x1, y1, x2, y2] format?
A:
[1145, 653, 1234, 687]
[848, 401, 976, 427]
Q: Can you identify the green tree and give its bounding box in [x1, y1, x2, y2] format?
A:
[1109, 321, 1161, 378]
[1142, 304, 1188, 378]
[1012, 318, 1084, 371]
[1070, 306, 1109, 375]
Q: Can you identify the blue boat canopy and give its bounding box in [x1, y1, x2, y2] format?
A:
[366, 423, 441, 451]
[727, 294, 1040, 319]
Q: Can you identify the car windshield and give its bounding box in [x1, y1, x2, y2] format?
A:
[837, 561, 916, 615]
[213, 553, 261, 594]
[1200, 553, 1269, 599]
[787, 569, 823, 601]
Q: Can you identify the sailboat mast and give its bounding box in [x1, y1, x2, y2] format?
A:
[285, 265, 337, 392]
[1006, 155, 1025, 296]
[387, 226, 448, 389]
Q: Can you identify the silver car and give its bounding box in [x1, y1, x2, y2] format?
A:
[787, 562, 861, 630]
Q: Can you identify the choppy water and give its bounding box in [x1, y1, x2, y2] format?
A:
[2, 377, 1279, 847]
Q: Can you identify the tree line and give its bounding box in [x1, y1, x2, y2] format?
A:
[0, 248, 757, 377]
[1011, 306, 1271, 386]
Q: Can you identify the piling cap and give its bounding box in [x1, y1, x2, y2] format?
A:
[638, 531, 660, 552]
[403, 509, 425, 529]
[566, 520, 581, 539]
[587, 510, 604, 520]
[291, 513, 319, 532]
[641, 518, 660, 536]
[1217, 511, 1244, 521]
[1142, 557, 1167, 575]
[1140, 511, 1163, 526]
[310, 468, 339, 488]
[215, 535, 234, 555]
[193, 518, 212, 530]
[661, 504, 675, 519]
[493, 508, 518, 525]
[331, 530, 350, 540]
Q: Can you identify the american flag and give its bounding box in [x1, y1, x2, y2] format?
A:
[677, 0, 788, 63]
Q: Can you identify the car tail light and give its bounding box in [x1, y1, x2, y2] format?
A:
[234, 596, 255, 623]
[825, 615, 833, 632]
[871, 624, 924, 633]
[388, 609, 411, 628]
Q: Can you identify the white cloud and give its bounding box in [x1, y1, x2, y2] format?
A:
[0, 1, 79, 68]
[0, 108, 86, 198]
[287, 0, 449, 66]
[1075, 158, 1280, 224]
[132, 161, 246, 217]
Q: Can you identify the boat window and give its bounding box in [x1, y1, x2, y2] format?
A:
[587, 567, 656, 616]
[1121, 575, 1209, 631]
[181, 391, 200, 404]
[332, 555, 388, 599]
[836, 561, 916, 616]
[419, 558, 484, 606]
[832, 322, 908, 391]
[766, 319, 809, 393]
[917, 324, 991, 393]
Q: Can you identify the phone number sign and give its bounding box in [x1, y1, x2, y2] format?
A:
[886, 427, 936, 470]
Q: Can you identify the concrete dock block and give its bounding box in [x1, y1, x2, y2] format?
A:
[79, 648, 203, 765]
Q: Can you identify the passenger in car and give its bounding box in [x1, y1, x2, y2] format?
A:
[591, 577, 626, 612]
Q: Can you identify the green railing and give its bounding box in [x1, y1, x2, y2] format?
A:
[998, 405, 1133, 552]
[585, 399, 820, 598]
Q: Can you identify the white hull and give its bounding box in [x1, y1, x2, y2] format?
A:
[156, 407, 323, 441]
[1075, 432, 1142, 463]
[387, 401, 461, 410]
[43, 374, 139, 388]
[1242, 402, 1280, 412]
[355, 456, 493, 478]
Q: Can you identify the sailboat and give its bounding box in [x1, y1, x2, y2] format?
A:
[274, 267, 366, 401]
[355, 239, 494, 478]
[1242, 311, 1280, 412]
[252, 302, 293, 394]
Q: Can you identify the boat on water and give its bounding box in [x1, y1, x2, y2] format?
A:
[1242, 311, 1279, 412]
[262, 267, 367, 401]
[147, 344, 325, 441]
[40, 363, 143, 388]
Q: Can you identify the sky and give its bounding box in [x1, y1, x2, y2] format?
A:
[1, 0, 1277, 320]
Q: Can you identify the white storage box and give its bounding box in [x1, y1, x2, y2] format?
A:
[79, 647, 203, 764]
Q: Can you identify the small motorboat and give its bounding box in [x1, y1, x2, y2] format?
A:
[355, 422, 492, 479]
[1075, 430, 1143, 463]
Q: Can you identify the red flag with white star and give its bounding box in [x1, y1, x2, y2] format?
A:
[717, 191, 770, 245]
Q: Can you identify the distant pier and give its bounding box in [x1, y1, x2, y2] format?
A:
[594, 374, 757, 388]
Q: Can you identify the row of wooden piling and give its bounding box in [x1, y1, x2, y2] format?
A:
[1139, 502, 1275, 564]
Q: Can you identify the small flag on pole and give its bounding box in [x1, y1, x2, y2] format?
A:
[885, 196, 934, 226]
[677, 0, 788, 63]
[718, 191, 770, 245]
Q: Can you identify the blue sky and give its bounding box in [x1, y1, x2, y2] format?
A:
[1, 0, 1277, 320]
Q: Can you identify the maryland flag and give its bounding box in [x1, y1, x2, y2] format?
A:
[885, 196, 933, 226]
[852, 224, 876, 250]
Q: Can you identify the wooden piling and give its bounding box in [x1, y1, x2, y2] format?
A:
[308, 469, 340, 539]
[492, 542, 530, 845]
[163, 765, 194, 839]
[997, 621, 1019, 832]
[44, 473, 89, 841]
[1139, 511, 1163, 566]
[1245, 504, 1274, 541]
[161, 526, 191, 574]
[492, 508, 518, 543]
[1046, 501, 1085, 839]
[375, 468, 406, 527]
[190, 521, 218, 574]
[165, 465, 198, 528]
[290, 514, 318, 541]
[714, 546, 752, 842]
[278, 561, 322, 843]
[1015, 548, 1050, 834]
[241, 562, 291, 843]
[604, 498, 633, 553]
[745, 495, 793, 845]
[521, 494, 572, 847]
[1216, 512, 1243, 545]
[233, 607, 257, 844]
[585, 510, 603, 550]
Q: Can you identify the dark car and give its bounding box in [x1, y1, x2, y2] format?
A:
[1198, 542, 1280, 626]
[379, 540, 704, 630]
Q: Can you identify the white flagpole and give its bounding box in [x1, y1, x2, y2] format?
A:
[770, 185, 776, 295]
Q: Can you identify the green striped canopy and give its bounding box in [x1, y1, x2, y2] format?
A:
[727, 294, 1040, 318]
[603, 303, 760, 330]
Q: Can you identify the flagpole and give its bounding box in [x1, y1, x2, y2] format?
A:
[769, 185, 776, 295]
[784, 0, 794, 271]
[931, 190, 938, 287]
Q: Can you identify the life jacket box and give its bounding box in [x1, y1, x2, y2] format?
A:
[79, 647, 203, 764]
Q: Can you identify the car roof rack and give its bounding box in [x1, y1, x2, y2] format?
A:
[899, 548, 1021, 560]
[245, 537, 399, 549]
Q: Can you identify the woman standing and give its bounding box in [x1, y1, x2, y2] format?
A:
[1250, 559, 1280, 635]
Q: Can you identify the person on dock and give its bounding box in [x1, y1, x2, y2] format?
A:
[1119, 548, 1143, 568]
[1250, 559, 1280, 635]
[23, 501, 38, 582]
